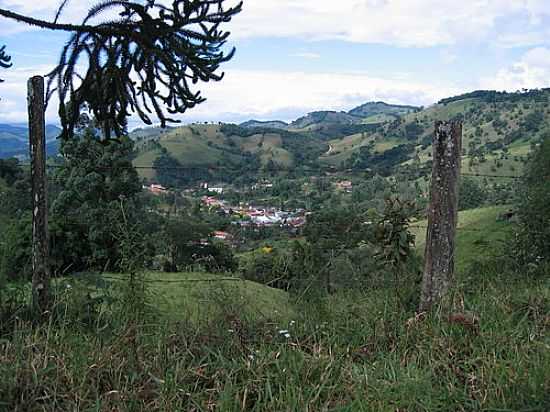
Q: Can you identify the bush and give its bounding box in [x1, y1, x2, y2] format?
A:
[0, 213, 32, 282]
[240, 247, 293, 290]
[513, 137, 550, 265]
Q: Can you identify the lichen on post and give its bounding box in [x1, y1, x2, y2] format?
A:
[28, 75, 50, 317]
[419, 120, 462, 312]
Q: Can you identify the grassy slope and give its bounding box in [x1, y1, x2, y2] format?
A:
[132, 92, 548, 178]
[321, 95, 545, 173]
[7, 264, 549, 410]
[411, 206, 513, 272]
[98, 271, 293, 323]
[410, 98, 542, 174]
[133, 125, 297, 180]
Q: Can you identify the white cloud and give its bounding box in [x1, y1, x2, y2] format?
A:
[175, 69, 460, 123]
[0, 0, 131, 35]
[0, 65, 59, 123]
[231, 0, 550, 47]
[2, 0, 550, 48]
[0, 67, 460, 124]
[481, 47, 550, 91]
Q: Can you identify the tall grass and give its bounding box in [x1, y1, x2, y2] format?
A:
[0, 268, 549, 411]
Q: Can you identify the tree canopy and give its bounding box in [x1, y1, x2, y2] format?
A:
[0, 0, 242, 139]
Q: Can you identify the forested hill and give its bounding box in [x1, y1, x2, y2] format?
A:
[0, 124, 62, 158]
[130, 89, 550, 183]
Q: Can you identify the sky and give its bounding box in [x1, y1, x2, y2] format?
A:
[1, 0, 550, 127]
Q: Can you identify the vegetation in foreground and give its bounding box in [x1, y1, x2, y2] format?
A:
[0, 266, 549, 411]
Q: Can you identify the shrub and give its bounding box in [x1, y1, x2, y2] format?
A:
[513, 137, 550, 266]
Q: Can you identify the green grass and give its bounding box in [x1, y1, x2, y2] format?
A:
[132, 148, 162, 180]
[411, 206, 513, 272]
[102, 271, 294, 323]
[2, 266, 549, 411]
[132, 125, 299, 180]
[360, 113, 396, 124]
[319, 132, 404, 166]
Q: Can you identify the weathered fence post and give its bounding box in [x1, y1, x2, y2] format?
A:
[28, 75, 50, 316]
[419, 121, 462, 312]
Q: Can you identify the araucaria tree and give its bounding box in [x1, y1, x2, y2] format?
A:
[0, 0, 242, 139]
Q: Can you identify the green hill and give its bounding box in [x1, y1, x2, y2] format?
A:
[131, 124, 327, 181]
[239, 120, 288, 129]
[411, 206, 514, 272]
[132, 90, 550, 181]
[348, 101, 420, 118]
[320, 90, 549, 175]
[288, 111, 362, 131]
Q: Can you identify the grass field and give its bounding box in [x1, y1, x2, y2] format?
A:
[3, 263, 549, 410]
[411, 206, 513, 272]
[94, 271, 293, 323]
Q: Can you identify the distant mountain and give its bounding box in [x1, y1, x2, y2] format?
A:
[3, 90, 545, 180]
[289, 111, 362, 130]
[0, 123, 62, 158]
[348, 101, 420, 118]
[239, 120, 288, 130]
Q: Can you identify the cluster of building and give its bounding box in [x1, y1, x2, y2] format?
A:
[143, 183, 168, 195]
[202, 196, 307, 228]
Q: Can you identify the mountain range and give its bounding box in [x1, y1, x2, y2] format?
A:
[130, 89, 548, 181]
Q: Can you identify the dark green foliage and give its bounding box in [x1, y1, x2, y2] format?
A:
[50, 129, 143, 273]
[0, 161, 32, 284]
[439, 88, 550, 105]
[375, 198, 416, 271]
[374, 198, 421, 309]
[513, 138, 550, 266]
[302, 206, 376, 290]
[459, 177, 487, 210]
[347, 143, 414, 175]
[521, 110, 544, 133]
[241, 247, 294, 290]
[161, 216, 212, 272]
[153, 153, 213, 188]
[0, 158, 25, 187]
[304, 206, 372, 251]
[311, 123, 380, 140]
[404, 121, 424, 140]
[0, 213, 32, 282]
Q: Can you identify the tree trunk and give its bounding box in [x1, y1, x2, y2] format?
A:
[28, 75, 50, 317]
[419, 121, 462, 312]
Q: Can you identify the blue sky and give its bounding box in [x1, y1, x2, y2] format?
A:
[1, 0, 550, 126]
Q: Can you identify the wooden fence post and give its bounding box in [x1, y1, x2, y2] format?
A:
[28, 75, 50, 316]
[419, 120, 462, 312]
